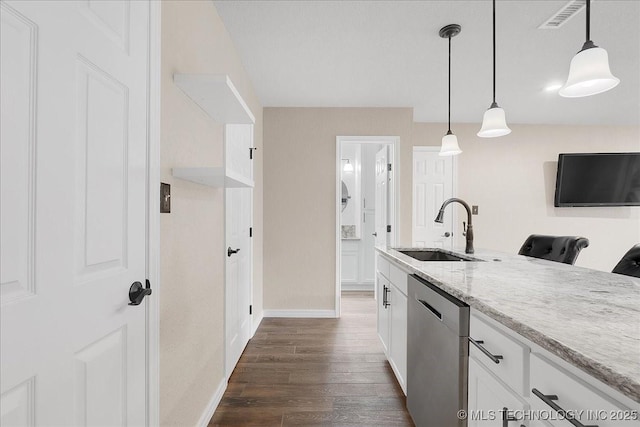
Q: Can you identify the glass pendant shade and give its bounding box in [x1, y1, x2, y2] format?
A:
[439, 132, 462, 156]
[477, 105, 511, 138]
[343, 161, 354, 172]
[559, 46, 619, 97]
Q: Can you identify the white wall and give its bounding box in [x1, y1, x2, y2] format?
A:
[412, 123, 640, 272]
[160, 2, 263, 425]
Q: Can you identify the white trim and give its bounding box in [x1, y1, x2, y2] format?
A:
[251, 311, 264, 337]
[341, 283, 375, 292]
[196, 378, 227, 427]
[263, 309, 338, 318]
[146, 1, 161, 426]
[335, 136, 399, 319]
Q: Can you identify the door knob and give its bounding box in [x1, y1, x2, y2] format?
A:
[442, 232, 451, 237]
[129, 280, 152, 306]
[372, 232, 378, 237]
[228, 247, 240, 257]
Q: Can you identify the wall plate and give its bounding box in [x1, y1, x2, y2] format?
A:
[161, 183, 171, 213]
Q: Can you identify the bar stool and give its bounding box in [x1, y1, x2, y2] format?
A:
[612, 244, 640, 278]
[518, 235, 589, 265]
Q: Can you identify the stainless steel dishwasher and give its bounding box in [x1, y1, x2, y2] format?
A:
[407, 274, 469, 427]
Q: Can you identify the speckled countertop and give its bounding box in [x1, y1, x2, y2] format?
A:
[376, 246, 640, 404]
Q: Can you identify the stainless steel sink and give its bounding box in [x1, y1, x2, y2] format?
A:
[398, 249, 479, 262]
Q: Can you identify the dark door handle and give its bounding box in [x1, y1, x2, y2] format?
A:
[228, 247, 240, 257]
[129, 280, 152, 306]
[372, 232, 377, 237]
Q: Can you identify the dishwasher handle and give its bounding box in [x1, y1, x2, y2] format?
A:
[417, 298, 442, 321]
[469, 337, 504, 364]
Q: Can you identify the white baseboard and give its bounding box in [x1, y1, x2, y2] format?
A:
[341, 282, 374, 291]
[196, 377, 227, 427]
[251, 311, 264, 336]
[263, 309, 337, 318]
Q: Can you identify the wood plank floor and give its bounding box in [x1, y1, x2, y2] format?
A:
[209, 291, 414, 426]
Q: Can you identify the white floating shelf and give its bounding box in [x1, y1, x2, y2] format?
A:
[173, 74, 255, 124]
[172, 167, 254, 188]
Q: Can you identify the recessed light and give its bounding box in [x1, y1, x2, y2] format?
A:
[545, 83, 563, 92]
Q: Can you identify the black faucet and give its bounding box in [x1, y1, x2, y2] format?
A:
[434, 198, 474, 254]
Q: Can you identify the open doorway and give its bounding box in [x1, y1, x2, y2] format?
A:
[335, 136, 399, 317]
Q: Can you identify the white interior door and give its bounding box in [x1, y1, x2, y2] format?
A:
[412, 147, 454, 248]
[1, 1, 150, 425]
[224, 123, 253, 377]
[374, 147, 389, 248]
[225, 188, 252, 377]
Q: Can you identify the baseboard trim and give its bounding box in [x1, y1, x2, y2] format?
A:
[196, 377, 227, 427]
[341, 283, 374, 291]
[263, 309, 337, 318]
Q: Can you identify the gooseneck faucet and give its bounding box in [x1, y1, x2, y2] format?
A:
[434, 198, 474, 254]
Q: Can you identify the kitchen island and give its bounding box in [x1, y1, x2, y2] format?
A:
[376, 245, 640, 412]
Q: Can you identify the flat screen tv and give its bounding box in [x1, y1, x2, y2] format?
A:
[554, 153, 640, 207]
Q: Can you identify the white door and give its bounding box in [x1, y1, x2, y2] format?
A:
[224, 124, 253, 377]
[374, 147, 389, 247]
[412, 147, 454, 248]
[225, 188, 252, 377]
[1, 1, 149, 425]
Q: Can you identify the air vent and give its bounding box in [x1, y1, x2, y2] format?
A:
[538, 0, 588, 29]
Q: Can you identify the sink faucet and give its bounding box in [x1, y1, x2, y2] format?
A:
[434, 198, 474, 254]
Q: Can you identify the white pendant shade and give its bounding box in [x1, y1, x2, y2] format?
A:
[439, 133, 462, 156]
[559, 47, 620, 98]
[477, 106, 511, 138]
[343, 161, 354, 172]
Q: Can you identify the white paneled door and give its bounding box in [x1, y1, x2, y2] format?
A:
[1, 1, 150, 425]
[412, 147, 454, 248]
[374, 147, 389, 248]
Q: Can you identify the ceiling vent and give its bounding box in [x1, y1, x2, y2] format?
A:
[538, 0, 588, 29]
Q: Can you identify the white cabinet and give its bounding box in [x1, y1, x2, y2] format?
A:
[468, 357, 528, 427]
[377, 272, 390, 354]
[376, 254, 407, 394]
[470, 309, 640, 427]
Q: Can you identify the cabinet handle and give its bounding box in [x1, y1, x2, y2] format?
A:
[531, 389, 599, 427]
[383, 286, 391, 308]
[468, 337, 503, 364]
[417, 298, 442, 321]
[501, 407, 519, 427]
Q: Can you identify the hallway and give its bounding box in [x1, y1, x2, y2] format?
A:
[210, 292, 414, 426]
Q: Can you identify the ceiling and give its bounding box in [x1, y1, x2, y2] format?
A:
[213, 0, 640, 126]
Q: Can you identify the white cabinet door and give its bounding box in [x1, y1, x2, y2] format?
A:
[376, 273, 390, 354]
[225, 124, 253, 181]
[389, 284, 407, 394]
[0, 1, 150, 425]
[468, 357, 528, 427]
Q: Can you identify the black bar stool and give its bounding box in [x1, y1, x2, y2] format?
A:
[518, 235, 589, 265]
[612, 244, 640, 278]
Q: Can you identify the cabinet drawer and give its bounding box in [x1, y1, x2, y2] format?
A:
[469, 313, 528, 395]
[530, 354, 638, 427]
[377, 254, 390, 279]
[389, 263, 407, 295]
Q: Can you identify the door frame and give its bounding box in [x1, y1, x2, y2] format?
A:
[335, 136, 399, 318]
[411, 146, 459, 248]
[146, 1, 162, 425]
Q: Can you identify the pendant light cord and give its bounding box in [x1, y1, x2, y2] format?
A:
[448, 36, 451, 133]
[492, 0, 496, 105]
[586, 0, 591, 42]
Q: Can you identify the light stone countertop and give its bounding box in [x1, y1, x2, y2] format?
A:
[376, 246, 640, 403]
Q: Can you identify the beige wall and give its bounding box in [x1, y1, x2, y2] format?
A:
[263, 108, 413, 311]
[412, 123, 640, 272]
[160, 2, 262, 426]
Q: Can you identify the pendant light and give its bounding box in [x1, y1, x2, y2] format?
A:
[478, 0, 511, 138]
[439, 24, 462, 157]
[342, 159, 354, 172]
[559, 0, 619, 97]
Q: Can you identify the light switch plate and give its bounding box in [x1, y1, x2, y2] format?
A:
[472, 205, 478, 215]
[161, 183, 171, 213]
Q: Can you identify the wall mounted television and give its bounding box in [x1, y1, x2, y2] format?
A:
[554, 153, 640, 207]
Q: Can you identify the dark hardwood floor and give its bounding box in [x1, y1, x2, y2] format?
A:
[209, 291, 414, 426]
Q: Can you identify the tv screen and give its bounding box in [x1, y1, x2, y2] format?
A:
[554, 153, 640, 207]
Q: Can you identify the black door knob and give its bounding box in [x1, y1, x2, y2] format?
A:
[129, 280, 152, 306]
[228, 247, 240, 257]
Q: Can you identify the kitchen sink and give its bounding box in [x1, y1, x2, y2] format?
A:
[398, 249, 478, 262]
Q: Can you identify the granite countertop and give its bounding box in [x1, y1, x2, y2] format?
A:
[376, 246, 640, 404]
